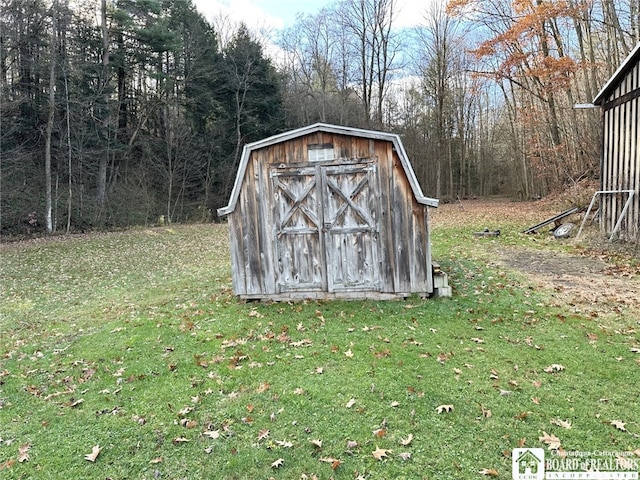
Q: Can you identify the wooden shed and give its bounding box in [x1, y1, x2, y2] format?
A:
[592, 42, 640, 241]
[217, 123, 448, 300]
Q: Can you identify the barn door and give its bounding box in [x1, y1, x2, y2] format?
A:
[271, 166, 324, 291]
[321, 163, 380, 292]
[271, 162, 380, 294]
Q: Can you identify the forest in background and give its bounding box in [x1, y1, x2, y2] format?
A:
[0, 0, 638, 236]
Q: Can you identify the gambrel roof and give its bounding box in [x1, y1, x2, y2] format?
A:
[593, 42, 640, 105]
[217, 123, 439, 217]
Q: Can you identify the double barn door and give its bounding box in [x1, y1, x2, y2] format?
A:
[271, 161, 380, 293]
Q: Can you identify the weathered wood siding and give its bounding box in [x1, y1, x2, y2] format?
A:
[225, 129, 434, 300]
[597, 49, 640, 241]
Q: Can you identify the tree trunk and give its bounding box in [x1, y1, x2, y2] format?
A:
[44, 1, 58, 233]
[97, 0, 109, 215]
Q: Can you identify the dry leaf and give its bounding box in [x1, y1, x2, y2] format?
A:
[400, 434, 414, 446]
[180, 419, 198, 429]
[346, 440, 358, 449]
[372, 428, 387, 438]
[610, 420, 626, 431]
[257, 429, 270, 441]
[398, 451, 411, 461]
[372, 446, 391, 460]
[172, 437, 190, 445]
[479, 468, 499, 476]
[390, 400, 400, 408]
[256, 382, 270, 393]
[0, 459, 16, 470]
[84, 445, 101, 462]
[294, 387, 305, 395]
[544, 364, 565, 373]
[178, 406, 193, 416]
[276, 440, 293, 448]
[539, 431, 561, 450]
[203, 429, 220, 439]
[17, 444, 30, 463]
[310, 439, 322, 449]
[551, 418, 572, 429]
[436, 404, 454, 414]
[344, 349, 354, 358]
[150, 457, 163, 464]
[271, 458, 284, 468]
[346, 398, 356, 408]
[319, 457, 341, 470]
[515, 411, 530, 420]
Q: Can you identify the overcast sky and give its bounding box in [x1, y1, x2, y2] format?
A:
[191, 0, 432, 32]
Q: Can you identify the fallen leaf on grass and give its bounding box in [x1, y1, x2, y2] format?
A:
[480, 405, 492, 418]
[271, 458, 284, 468]
[610, 420, 626, 431]
[17, 444, 30, 463]
[150, 457, 163, 464]
[319, 457, 341, 470]
[178, 406, 193, 416]
[0, 459, 15, 470]
[255, 382, 270, 393]
[346, 440, 358, 449]
[544, 364, 565, 373]
[180, 419, 198, 429]
[84, 445, 101, 462]
[257, 429, 270, 441]
[479, 467, 499, 476]
[398, 452, 411, 461]
[344, 349, 354, 358]
[372, 428, 387, 438]
[400, 434, 413, 446]
[539, 431, 561, 450]
[346, 398, 356, 408]
[172, 437, 190, 445]
[309, 439, 322, 449]
[551, 419, 572, 429]
[372, 446, 391, 460]
[436, 404, 454, 413]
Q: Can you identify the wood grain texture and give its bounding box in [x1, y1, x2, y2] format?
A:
[221, 126, 438, 300]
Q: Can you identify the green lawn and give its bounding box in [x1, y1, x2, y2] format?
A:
[1, 204, 639, 479]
